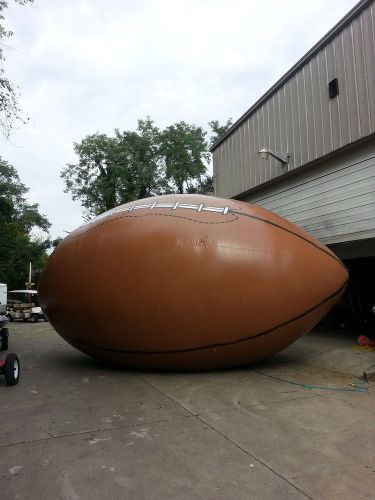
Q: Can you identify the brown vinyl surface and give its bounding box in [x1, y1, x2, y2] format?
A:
[38, 194, 348, 370]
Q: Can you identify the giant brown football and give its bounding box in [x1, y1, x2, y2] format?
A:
[38, 194, 348, 370]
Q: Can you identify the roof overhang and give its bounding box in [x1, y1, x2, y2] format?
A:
[210, 0, 372, 153]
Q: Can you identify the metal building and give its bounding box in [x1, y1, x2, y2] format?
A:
[211, 0, 375, 325]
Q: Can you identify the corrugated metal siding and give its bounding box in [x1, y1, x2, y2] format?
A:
[240, 141, 375, 245]
[214, 1, 375, 199]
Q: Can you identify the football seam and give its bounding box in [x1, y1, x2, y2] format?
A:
[63, 280, 348, 356]
[69, 212, 239, 237]
[230, 210, 347, 270]
[69, 209, 345, 271]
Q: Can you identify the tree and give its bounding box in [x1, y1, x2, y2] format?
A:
[115, 118, 167, 201]
[160, 122, 209, 194]
[0, 157, 50, 288]
[190, 175, 214, 194]
[61, 118, 166, 217]
[184, 119, 233, 195]
[208, 118, 233, 148]
[61, 132, 118, 216]
[62, 117, 233, 217]
[0, 0, 34, 137]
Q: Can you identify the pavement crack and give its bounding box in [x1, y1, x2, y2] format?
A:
[140, 375, 314, 499]
[140, 375, 196, 416]
[0, 414, 194, 449]
[196, 415, 315, 500]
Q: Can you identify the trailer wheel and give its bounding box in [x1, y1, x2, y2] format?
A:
[0, 328, 9, 351]
[4, 353, 20, 386]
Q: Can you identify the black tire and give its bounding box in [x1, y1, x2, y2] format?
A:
[0, 328, 9, 351]
[7, 314, 14, 322]
[30, 314, 38, 323]
[4, 353, 20, 386]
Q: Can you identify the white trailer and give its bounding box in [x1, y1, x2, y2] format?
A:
[0, 283, 7, 314]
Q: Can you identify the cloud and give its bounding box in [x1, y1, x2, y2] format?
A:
[0, 0, 358, 238]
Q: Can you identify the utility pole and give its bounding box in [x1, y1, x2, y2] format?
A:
[25, 262, 34, 305]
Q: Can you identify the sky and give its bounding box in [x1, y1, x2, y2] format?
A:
[0, 0, 359, 239]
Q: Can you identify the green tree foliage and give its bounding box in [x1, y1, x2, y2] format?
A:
[208, 118, 233, 148]
[191, 175, 214, 195]
[160, 121, 209, 194]
[115, 118, 167, 201]
[0, 158, 50, 288]
[62, 118, 166, 217]
[62, 133, 118, 216]
[62, 118, 232, 216]
[0, 0, 34, 137]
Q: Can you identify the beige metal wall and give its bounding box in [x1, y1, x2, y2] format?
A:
[213, 0, 375, 199]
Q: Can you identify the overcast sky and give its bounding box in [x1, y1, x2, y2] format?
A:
[1, 0, 359, 239]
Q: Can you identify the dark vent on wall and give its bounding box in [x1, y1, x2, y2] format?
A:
[329, 78, 339, 98]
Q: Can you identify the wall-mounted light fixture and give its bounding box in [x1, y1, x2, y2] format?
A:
[258, 147, 290, 166]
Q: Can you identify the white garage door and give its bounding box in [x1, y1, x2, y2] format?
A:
[241, 140, 375, 246]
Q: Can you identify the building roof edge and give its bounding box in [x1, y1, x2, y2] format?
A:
[210, 0, 372, 152]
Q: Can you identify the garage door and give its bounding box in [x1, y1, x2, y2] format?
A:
[241, 140, 375, 246]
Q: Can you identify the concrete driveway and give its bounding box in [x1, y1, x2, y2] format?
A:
[0, 322, 374, 499]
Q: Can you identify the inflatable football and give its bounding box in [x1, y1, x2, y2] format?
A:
[38, 194, 348, 370]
